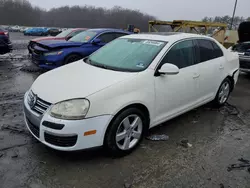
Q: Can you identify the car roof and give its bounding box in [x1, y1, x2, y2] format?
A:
[122, 32, 214, 42]
[71, 28, 87, 31]
[87, 28, 130, 34]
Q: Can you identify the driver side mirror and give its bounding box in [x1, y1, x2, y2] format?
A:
[92, 38, 102, 45]
[156, 63, 179, 76]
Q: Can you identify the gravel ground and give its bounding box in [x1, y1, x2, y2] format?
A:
[0, 32, 250, 188]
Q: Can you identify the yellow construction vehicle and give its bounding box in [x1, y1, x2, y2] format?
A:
[149, 20, 227, 45]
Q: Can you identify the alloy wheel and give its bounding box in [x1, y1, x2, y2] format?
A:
[115, 114, 143, 150]
[218, 81, 230, 104]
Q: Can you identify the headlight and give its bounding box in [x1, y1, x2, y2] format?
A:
[50, 99, 90, 120]
[44, 51, 63, 56]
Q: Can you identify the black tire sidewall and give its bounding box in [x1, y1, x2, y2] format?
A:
[63, 54, 82, 65]
[104, 108, 148, 156]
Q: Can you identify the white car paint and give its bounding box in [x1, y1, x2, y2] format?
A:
[32, 61, 138, 104]
[24, 33, 239, 151]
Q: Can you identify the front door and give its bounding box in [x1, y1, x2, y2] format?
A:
[154, 39, 199, 124]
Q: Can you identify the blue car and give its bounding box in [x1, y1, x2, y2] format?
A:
[30, 28, 131, 69]
[24, 27, 49, 36]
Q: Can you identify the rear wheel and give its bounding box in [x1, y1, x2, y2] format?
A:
[63, 54, 82, 65]
[104, 108, 148, 157]
[213, 78, 232, 107]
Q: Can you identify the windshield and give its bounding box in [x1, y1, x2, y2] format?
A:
[56, 29, 73, 37]
[69, 31, 97, 43]
[88, 38, 166, 72]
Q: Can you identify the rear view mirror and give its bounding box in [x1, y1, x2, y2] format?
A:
[92, 38, 101, 45]
[157, 63, 179, 76]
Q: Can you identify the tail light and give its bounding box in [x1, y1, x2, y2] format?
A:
[0, 31, 8, 36]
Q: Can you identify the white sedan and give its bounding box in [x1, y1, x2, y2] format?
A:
[23, 33, 239, 156]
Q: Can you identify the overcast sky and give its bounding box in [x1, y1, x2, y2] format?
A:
[29, 0, 249, 20]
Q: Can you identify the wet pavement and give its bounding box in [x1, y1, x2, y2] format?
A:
[1, 33, 250, 188]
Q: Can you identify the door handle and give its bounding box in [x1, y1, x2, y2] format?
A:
[193, 73, 200, 79]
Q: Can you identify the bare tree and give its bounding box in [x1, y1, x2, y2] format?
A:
[0, 0, 155, 31]
[202, 15, 247, 30]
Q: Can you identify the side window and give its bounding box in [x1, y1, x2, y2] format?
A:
[196, 39, 215, 62]
[161, 40, 195, 69]
[97, 33, 116, 43]
[211, 41, 223, 58]
[115, 33, 128, 39]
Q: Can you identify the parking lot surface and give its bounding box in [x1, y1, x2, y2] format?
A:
[0, 33, 250, 188]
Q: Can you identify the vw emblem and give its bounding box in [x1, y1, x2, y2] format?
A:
[28, 93, 37, 109]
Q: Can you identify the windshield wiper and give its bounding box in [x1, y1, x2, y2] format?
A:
[91, 63, 108, 69]
[84, 57, 108, 69]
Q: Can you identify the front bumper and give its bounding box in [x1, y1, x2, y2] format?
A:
[31, 54, 61, 69]
[23, 92, 113, 151]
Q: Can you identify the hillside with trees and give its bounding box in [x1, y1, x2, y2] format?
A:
[0, 0, 249, 31]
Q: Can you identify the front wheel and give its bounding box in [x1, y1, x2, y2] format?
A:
[63, 54, 82, 65]
[213, 78, 232, 107]
[104, 108, 148, 157]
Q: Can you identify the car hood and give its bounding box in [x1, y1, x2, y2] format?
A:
[32, 37, 64, 42]
[238, 22, 250, 43]
[31, 60, 137, 104]
[37, 40, 84, 49]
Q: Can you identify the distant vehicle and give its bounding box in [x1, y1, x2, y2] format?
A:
[20, 27, 28, 33]
[0, 27, 12, 55]
[229, 21, 250, 74]
[28, 28, 87, 54]
[24, 33, 239, 155]
[29, 28, 131, 69]
[24, 27, 48, 36]
[47, 28, 61, 36]
[9, 25, 21, 32]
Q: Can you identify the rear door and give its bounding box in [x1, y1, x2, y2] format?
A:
[195, 39, 225, 101]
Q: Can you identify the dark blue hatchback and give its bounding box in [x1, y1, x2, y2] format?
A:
[0, 27, 12, 55]
[30, 28, 132, 69]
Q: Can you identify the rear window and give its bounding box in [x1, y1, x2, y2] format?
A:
[197, 39, 215, 62]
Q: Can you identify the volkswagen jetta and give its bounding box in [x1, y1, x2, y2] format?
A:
[24, 33, 239, 156]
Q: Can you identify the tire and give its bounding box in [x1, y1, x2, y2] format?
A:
[63, 54, 82, 65]
[213, 78, 232, 107]
[104, 108, 148, 157]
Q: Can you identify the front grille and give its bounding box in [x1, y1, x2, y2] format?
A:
[27, 91, 51, 115]
[44, 132, 77, 147]
[26, 117, 40, 138]
[240, 60, 250, 69]
[42, 121, 65, 130]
